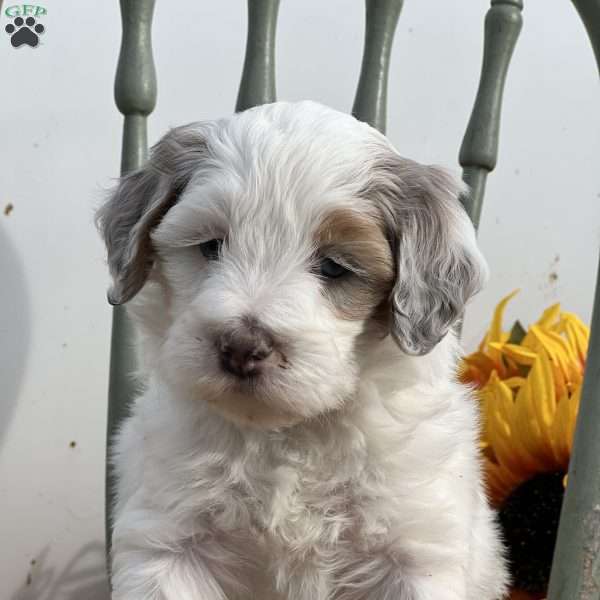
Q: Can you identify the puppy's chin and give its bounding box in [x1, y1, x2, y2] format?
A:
[186, 371, 352, 430]
[205, 388, 305, 430]
[185, 373, 312, 429]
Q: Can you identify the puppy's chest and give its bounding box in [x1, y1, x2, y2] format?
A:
[213, 444, 389, 553]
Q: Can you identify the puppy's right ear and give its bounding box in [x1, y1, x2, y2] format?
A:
[96, 124, 209, 305]
[367, 150, 488, 356]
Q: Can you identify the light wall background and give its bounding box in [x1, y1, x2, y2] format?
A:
[1, 1, 599, 598]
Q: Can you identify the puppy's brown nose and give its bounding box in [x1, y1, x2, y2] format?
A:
[218, 323, 274, 378]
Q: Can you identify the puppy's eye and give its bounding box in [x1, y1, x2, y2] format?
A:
[199, 239, 223, 261]
[320, 258, 348, 279]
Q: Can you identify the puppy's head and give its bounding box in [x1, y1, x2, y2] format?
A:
[97, 101, 487, 428]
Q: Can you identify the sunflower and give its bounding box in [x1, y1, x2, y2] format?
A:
[460, 291, 589, 597]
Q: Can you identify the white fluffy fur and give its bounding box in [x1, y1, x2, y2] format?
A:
[104, 102, 508, 600]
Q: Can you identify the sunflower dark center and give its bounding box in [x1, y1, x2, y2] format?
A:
[498, 470, 566, 595]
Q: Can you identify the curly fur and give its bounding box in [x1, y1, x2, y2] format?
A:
[98, 101, 508, 600]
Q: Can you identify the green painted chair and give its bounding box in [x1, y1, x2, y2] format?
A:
[107, 1, 600, 597]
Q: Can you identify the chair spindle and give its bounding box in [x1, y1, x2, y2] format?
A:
[459, 0, 523, 229]
[106, 0, 157, 559]
[352, 0, 403, 134]
[547, 3, 600, 597]
[236, 0, 280, 112]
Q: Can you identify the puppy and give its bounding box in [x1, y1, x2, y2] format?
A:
[98, 101, 508, 600]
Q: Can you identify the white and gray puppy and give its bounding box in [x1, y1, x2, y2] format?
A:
[98, 101, 508, 600]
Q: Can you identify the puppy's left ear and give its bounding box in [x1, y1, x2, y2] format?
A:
[372, 153, 488, 356]
[96, 124, 209, 305]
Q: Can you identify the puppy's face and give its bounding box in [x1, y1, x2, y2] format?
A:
[149, 171, 395, 428]
[98, 102, 487, 428]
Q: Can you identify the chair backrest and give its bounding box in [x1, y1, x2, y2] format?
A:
[106, 2, 600, 598]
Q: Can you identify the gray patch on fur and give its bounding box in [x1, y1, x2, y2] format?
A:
[96, 124, 210, 304]
[365, 150, 488, 356]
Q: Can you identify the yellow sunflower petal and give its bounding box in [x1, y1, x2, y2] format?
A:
[511, 377, 556, 471]
[547, 329, 578, 364]
[478, 332, 490, 353]
[485, 373, 514, 420]
[562, 311, 590, 337]
[551, 391, 574, 469]
[561, 312, 590, 364]
[502, 376, 527, 389]
[528, 352, 558, 452]
[486, 414, 520, 475]
[537, 303, 561, 328]
[521, 328, 542, 353]
[498, 343, 539, 366]
[461, 352, 499, 385]
[488, 290, 520, 349]
[529, 325, 580, 387]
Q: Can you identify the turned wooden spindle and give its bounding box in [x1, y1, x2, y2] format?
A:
[106, 0, 157, 561]
[459, 0, 523, 229]
[236, 0, 280, 111]
[352, 0, 403, 134]
[547, 3, 600, 598]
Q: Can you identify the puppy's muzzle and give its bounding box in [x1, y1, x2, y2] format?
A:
[218, 321, 275, 379]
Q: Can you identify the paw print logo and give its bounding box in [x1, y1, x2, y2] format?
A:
[5, 16, 45, 48]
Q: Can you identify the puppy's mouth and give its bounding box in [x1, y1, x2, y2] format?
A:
[202, 365, 303, 430]
[220, 370, 267, 397]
